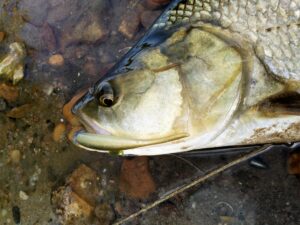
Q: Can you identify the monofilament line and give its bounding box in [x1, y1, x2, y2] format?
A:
[113, 144, 272, 225]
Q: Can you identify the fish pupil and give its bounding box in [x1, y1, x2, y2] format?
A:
[103, 98, 113, 107]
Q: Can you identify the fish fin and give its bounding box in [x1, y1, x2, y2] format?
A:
[258, 92, 300, 116]
[178, 145, 262, 157]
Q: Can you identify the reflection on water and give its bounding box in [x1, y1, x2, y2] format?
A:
[0, 0, 299, 225]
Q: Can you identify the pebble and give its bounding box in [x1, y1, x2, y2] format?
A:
[118, 10, 141, 39]
[67, 164, 100, 206]
[0, 98, 7, 111]
[119, 157, 156, 199]
[60, 13, 108, 48]
[12, 206, 21, 224]
[52, 187, 93, 224]
[10, 150, 21, 164]
[52, 123, 66, 142]
[19, 191, 29, 200]
[94, 203, 115, 225]
[0, 32, 5, 42]
[6, 104, 31, 119]
[0, 83, 19, 102]
[18, 0, 49, 26]
[48, 54, 64, 66]
[288, 152, 300, 175]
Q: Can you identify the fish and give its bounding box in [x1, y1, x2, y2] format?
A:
[71, 0, 300, 155]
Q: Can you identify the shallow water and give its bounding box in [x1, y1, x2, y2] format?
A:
[0, 0, 299, 224]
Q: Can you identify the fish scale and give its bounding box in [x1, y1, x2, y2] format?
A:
[165, 0, 300, 81]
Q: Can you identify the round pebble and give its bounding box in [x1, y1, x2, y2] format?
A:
[10, 150, 21, 164]
[48, 54, 64, 66]
[19, 191, 29, 201]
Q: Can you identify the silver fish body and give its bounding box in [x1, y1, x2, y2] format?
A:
[72, 0, 300, 155]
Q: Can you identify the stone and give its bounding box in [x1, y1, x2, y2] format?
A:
[118, 10, 141, 39]
[140, 10, 161, 29]
[119, 157, 156, 199]
[6, 104, 32, 119]
[48, 54, 64, 66]
[288, 152, 300, 175]
[10, 150, 21, 164]
[0, 98, 6, 111]
[67, 164, 100, 206]
[19, 23, 45, 50]
[19, 191, 29, 200]
[0, 83, 18, 102]
[94, 203, 115, 225]
[18, 0, 49, 26]
[40, 23, 57, 52]
[61, 14, 108, 48]
[0, 32, 5, 42]
[52, 186, 93, 225]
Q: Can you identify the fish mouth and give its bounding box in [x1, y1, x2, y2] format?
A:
[73, 129, 188, 154]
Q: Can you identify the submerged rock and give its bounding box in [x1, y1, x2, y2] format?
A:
[48, 54, 64, 67]
[52, 164, 104, 224]
[0, 83, 19, 102]
[18, 0, 49, 26]
[288, 152, 300, 175]
[119, 157, 156, 199]
[0, 42, 26, 84]
[18, 22, 56, 52]
[61, 13, 109, 48]
[52, 186, 94, 225]
[118, 9, 141, 39]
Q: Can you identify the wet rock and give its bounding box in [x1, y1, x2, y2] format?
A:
[0, 98, 7, 111]
[19, 23, 45, 50]
[140, 10, 161, 29]
[52, 186, 94, 225]
[41, 23, 57, 52]
[94, 203, 115, 225]
[67, 164, 100, 206]
[18, 0, 49, 26]
[118, 10, 141, 39]
[12, 206, 21, 224]
[0, 83, 18, 102]
[61, 14, 109, 48]
[145, 0, 171, 9]
[0, 32, 5, 42]
[288, 152, 300, 175]
[52, 164, 102, 225]
[48, 54, 64, 67]
[47, 0, 79, 25]
[98, 49, 116, 64]
[52, 123, 66, 142]
[9, 149, 21, 164]
[6, 104, 32, 119]
[119, 157, 156, 199]
[19, 191, 29, 200]
[83, 58, 98, 76]
[0, 43, 26, 84]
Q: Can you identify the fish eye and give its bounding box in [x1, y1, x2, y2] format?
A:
[99, 94, 114, 107]
[98, 82, 114, 107]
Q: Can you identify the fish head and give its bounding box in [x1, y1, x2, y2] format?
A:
[72, 25, 245, 155]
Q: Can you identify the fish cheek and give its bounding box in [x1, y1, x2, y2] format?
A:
[103, 68, 184, 140]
